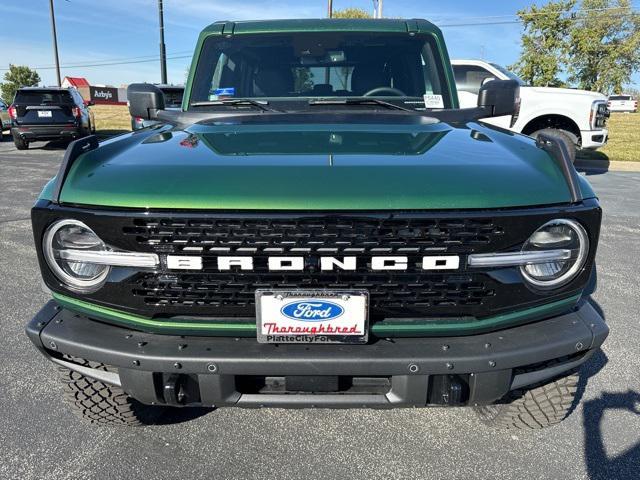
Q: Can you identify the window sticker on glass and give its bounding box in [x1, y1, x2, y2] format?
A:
[423, 94, 444, 108]
[209, 87, 235, 100]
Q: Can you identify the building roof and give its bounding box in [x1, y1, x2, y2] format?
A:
[63, 76, 90, 88]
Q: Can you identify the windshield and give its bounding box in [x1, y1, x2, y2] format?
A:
[489, 63, 527, 86]
[189, 32, 452, 109]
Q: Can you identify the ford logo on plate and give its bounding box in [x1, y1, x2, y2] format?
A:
[281, 300, 344, 322]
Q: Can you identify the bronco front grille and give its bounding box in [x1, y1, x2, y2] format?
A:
[122, 217, 504, 255]
[132, 272, 496, 318]
[32, 204, 601, 326]
[120, 214, 508, 319]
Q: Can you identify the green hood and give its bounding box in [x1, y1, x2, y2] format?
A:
[56, 119, 582, 210]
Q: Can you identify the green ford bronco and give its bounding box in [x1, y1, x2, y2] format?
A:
[27, 19, 608, 429]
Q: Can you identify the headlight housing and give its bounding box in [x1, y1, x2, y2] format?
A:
[43, 219, 110, 291]
[520, 219, 589, 288]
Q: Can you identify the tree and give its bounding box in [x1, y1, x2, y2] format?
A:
[510, 1, 577, 87]
[568, 0, 640, 93]
[0, 64, 41, 102]
[333, 8, 372, 19]
[511, 0, 640, 93]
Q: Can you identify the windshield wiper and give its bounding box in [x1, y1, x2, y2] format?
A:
[308, 98, 414, 112]
[190, 99, 279, 112]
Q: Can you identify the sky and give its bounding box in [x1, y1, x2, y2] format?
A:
[0, 0, 638, 89]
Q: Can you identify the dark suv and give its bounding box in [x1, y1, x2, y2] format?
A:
[9, 87, 94, 150]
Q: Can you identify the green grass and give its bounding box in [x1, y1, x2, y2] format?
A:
[91, 104, 131, 137]
[578, 112, 640, 162]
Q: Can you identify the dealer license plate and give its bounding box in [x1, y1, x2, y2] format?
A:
[37, 110, 52, 118]
[256, 290, 368, 344]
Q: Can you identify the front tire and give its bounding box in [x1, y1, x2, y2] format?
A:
[474, 371, 579, 430]
[59, 360, 166, 426]
[13, 135, 28, 150]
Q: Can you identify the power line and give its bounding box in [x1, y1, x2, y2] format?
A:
[438, 11, 638, 28]
[0, 51, 193, 71]
[0, 53, 192, 71]
[431, 5, 639, 23]
[1, 6, 637, 71]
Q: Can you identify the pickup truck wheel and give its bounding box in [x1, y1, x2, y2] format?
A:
[531, 128, 577, 163]
[58, 360, 166, 426]
[474, 371, 579, 430]
[13, 135, 29, 150]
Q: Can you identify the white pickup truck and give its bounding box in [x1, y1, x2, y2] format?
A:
[452, 60, 609, 157]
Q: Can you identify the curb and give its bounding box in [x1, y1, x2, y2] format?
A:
[575, 159, 640, 172]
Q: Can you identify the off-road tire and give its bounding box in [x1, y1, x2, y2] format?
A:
[474, 371, 579, 430]
[531, 128, 577, 163]
[13, 135, 28, 150]
[59, 360, 165, 426]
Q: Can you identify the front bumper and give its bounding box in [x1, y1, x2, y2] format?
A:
[11, 125, 81, 141]
[27, 299, 608, 409]
[581, 128, 609, 150]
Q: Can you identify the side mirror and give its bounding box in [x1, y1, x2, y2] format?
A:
[127, 83, 165, 121]
[477, 79, 519, 117]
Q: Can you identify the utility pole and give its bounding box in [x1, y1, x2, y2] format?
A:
[48, 0, 62, 86]
[158, 0, 168, 84]
[373, 0, 383, 18]
[328, 0, 333, 18]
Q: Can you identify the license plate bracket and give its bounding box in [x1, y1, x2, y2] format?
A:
[256, 290, 369, 344]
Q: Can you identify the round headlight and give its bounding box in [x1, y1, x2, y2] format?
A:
[520, 219, 589, 288]
[43, 219, 110, 291]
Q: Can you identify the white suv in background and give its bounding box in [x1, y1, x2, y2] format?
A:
[452, 59, 609, 158]
[608, 95, 637, 113]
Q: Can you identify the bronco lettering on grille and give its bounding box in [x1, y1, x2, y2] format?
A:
[166, 255, 461, 271]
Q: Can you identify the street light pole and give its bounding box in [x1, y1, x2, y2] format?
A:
[373, 0, 383, 18]
[48, 0, 62, 86]
[328, 0, 333, 18]
[158, 0, 168, 84]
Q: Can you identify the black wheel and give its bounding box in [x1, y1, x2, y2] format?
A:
[13, 135, 29, 150]
[531, 128, 577, 163]
[58, 360, 166, 426]
[474, 371, 579, 430]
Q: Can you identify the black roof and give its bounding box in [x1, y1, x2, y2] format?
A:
[17, 86, 71, 91]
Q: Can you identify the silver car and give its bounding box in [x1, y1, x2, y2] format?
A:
[0, 98, 10, 138]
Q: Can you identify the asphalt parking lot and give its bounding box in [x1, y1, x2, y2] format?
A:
[0, 135, 638, 480]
